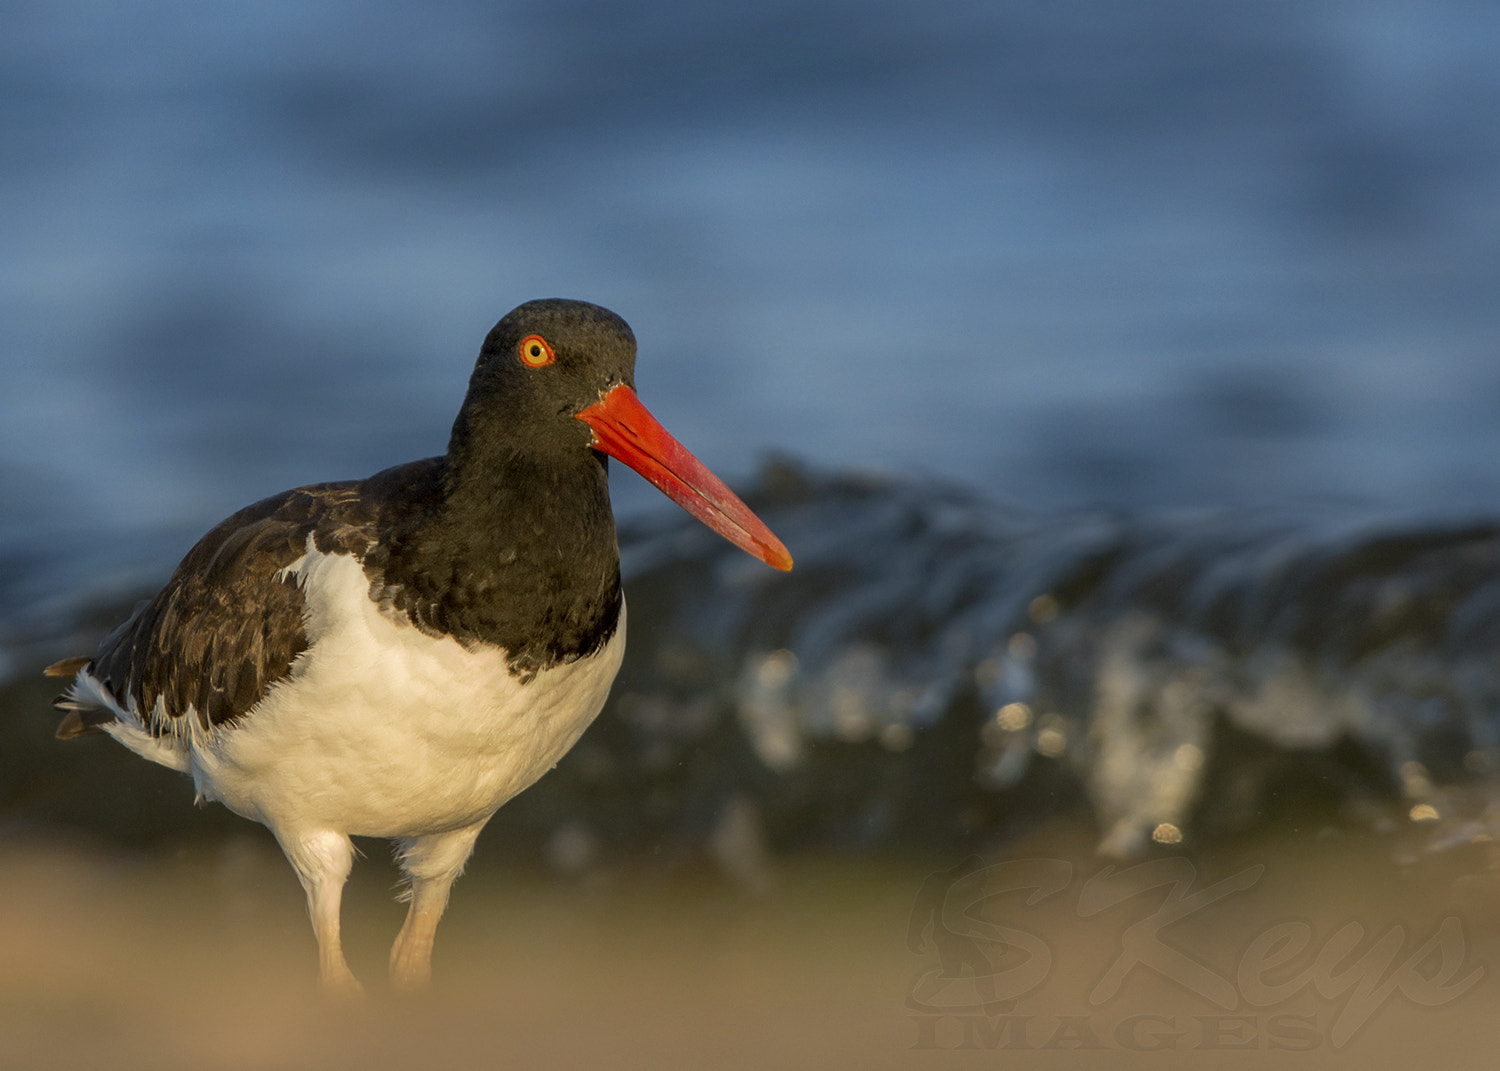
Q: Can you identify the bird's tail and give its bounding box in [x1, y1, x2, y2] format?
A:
[44, 657, 118, 739]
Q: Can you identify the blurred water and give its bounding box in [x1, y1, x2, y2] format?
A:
[6, 1, 1500, 849]
[7, 0, 1500, 583]
[11, 465, 1498, 863]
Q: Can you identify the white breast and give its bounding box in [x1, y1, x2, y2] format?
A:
[185, 547, 625, 839]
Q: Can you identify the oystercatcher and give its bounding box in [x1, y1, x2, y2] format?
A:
[45, 298, 792, 995]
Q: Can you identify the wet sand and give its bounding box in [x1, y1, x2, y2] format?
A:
[2, 818, 1495, 1070]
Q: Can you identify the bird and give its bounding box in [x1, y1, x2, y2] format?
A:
[44, 298, 792, 995]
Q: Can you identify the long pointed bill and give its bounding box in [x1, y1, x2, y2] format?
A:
[576, 384, 793, 571]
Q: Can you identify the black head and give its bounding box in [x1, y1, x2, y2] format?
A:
[447, 296, 794, 572]
[480, 299, 636, 412]
[445, 298, 639, 470]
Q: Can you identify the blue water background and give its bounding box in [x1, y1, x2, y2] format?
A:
[5, 0, 1500, 617]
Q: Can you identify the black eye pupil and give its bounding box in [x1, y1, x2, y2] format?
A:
[530, 345, 541, 357]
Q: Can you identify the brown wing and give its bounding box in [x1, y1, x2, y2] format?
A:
[59, 459, 443, 734]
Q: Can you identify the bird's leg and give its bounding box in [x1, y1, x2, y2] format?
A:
[280, 829, 362, 998]
[390, 819, 488, 991]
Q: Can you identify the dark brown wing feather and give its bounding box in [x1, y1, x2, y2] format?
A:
[61, 459, 443, 734]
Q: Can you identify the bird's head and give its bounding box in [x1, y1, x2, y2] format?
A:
[458, 298, 792, 572]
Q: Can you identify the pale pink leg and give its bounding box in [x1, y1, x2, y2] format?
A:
[280, 829, 363, 997]
[390, 819, 488, 991]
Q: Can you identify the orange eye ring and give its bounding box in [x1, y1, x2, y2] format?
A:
[518, 334, 555, 367]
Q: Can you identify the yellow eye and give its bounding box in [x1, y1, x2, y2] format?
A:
[518, 334, 555, 367]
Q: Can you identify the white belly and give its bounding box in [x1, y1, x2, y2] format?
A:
[187, 548, 625, 839]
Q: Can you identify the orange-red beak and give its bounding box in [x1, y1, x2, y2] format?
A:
[576, 384, 793, 571]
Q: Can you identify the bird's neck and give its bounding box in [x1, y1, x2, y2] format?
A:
[372, 425, 623, 676]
